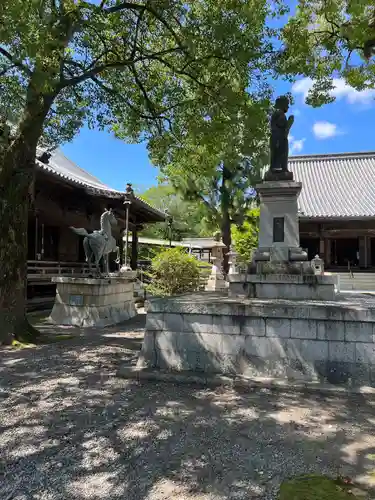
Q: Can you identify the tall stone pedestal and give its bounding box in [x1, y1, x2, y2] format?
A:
[229, 177, 336, 300]
[253, 180, 306, 263]
[49, 273, 137, 327]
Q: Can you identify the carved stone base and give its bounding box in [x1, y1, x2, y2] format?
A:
[228, 273, 336, 301]
[263, 169, 294, 182]
[49, 276, 136, 327]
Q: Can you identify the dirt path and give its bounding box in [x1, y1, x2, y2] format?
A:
[1, 313, 375, 499]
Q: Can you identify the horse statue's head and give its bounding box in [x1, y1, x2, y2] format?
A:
[101, 208, 118, 233]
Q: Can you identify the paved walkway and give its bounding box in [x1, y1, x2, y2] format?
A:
[1, 313, 375, 499]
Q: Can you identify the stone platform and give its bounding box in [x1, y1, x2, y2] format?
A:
[49, 273, 137, 327]
[137, 292, 375, 387]
[228, 273, 336, 300]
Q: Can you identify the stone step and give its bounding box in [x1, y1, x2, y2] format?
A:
[333, 273, 375, 291]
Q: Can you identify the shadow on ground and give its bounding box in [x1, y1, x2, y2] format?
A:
[1, 312, 375, 499]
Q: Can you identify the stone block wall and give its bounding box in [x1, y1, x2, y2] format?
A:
[138, 294, 375, 387]
[50, 276, 136, 327]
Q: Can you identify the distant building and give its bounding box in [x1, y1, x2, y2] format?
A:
[290, 151, 375, 269]
[127, 236, 225, 263]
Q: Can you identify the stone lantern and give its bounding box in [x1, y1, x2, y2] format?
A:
[311, 254, 324, 275]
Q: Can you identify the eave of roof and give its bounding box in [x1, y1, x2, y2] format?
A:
[35, 148, 166, 221]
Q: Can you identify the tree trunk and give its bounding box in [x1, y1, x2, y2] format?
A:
[0, 91, 54, 344]
[220, 165, 232, 276]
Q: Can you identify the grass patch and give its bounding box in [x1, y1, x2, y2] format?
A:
[11, 339, 36, 349]
[278, 475, 367, 499]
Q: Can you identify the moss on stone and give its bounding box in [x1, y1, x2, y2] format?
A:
[278, 475, 363, 499]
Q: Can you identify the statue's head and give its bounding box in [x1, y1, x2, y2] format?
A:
[275, 95, 290, 113]
[103, 207, 117, 225]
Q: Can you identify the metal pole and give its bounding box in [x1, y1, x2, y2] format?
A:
[124, 202, 130, 268]
[123, 200, 132, 270]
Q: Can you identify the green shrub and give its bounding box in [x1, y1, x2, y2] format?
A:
[232, 207, 259, 264]
[278, 475, 361, 500]
[146, 247, 200, 297]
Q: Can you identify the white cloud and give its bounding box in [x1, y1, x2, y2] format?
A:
[293, 77, 375, 106]
[312, 121, 341, 139]
[289, 136, 306, 154]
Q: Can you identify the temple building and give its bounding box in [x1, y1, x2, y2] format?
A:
[27, 148, 165, 305]
[290, 151, 375, 269]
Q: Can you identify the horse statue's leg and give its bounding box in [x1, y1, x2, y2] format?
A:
[114, 246, 120, 265]
[83, 237, 93, 276]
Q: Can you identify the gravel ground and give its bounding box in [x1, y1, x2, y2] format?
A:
[1, 312, 375, 500]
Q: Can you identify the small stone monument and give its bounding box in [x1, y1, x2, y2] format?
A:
[228, 95, 335, 300]
[205, 257, 226, 291]
[227, 245, 238, 275]
[205, 239, 226, 291]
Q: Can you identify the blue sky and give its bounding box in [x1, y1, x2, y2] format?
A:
[62, 78, 375, 193]
[61, 0, 375, 193]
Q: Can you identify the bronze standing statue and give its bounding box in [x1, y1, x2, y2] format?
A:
[265, 95, 294, 181]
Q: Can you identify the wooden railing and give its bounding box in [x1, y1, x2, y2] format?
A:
[27, 260, 90, 284]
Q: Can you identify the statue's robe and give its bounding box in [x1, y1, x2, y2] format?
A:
[270, 110, 289, 172]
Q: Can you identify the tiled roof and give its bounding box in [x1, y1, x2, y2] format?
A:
[37, 149, 122, 195]
[35, 148, 165, 220]
[288, 151, 375, 219]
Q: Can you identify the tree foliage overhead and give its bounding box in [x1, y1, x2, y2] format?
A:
[280, 0, 375, 106]
[0, 0, 286, 151]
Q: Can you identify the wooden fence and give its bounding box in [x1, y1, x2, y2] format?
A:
[27, 260, 90, 285]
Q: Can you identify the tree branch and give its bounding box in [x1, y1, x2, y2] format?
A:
[0, 47, 31, 75]
[130, 65, 159, 123]
[104, 2, 185, 51]
[89, 74, 160, 122]
[58, 59, 133, 88]
[59, 46, 184, 89]
[142, 53, 213, 91]
[130, 6, 146, 60]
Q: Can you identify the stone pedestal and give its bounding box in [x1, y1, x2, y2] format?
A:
[253, 180, 307, 263]
[228, 273, 336, 300]
[228, 178, 336, 301]
[49, 274, 137, 327]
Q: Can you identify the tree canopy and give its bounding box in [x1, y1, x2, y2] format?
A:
[280, 1, 375, 106]
[0, 0, 287, 151]
[138, 183, 213, 241]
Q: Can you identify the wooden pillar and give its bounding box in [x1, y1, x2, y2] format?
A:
[324, 238, 331, 267]
[131, 226, 138, 270]
[366, 236, 372, 268]
[359, 236, 366, 268]
[319, 238, 325, 258]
